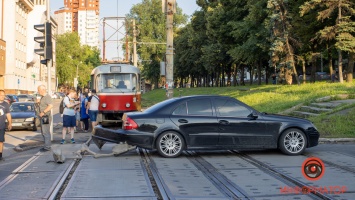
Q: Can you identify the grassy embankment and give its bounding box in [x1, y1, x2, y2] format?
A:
[141, 82, 355, 138]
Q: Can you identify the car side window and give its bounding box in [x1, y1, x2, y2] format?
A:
[215, 99, 251, 117]
[172, 103, 187, 115]
[187, 99, 213, 116]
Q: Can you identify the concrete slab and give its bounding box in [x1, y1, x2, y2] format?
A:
[247, 153, 307, 168]
[307, 151, 355, 170]
[202, 154, 258, 170]
[156, 169, 226, 198]
[150, 155, 227, 198]
[152, 155, 198, 170]
[218, 168, 287, 197]
[61, 156, 156, 199]
[0, 170, 72, 199]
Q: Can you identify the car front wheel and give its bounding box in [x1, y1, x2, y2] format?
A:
[279, 128, 307, 155]
[156, 131, 185, 158]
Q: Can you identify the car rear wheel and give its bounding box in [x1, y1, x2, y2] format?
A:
[156, 131, 184, 158]
[279, 128, 307, 155]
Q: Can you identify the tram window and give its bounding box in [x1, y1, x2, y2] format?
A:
[97, 73, 137, 93]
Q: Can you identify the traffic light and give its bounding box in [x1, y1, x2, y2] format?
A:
[34, 22, 52, 61]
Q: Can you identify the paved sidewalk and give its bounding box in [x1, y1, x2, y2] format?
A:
[14, 123, 92, 151]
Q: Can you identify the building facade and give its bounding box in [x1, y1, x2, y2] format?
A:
[0, 0, 6, 90]
[54, 0, 99, 48]
[2, 0, 57, 94]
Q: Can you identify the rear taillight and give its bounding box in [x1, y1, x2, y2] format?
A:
[123, 117, 138, 130]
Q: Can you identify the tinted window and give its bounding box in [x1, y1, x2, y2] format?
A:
[215, 99, 251, 117]
[172, 103, 187, 115]
[187, 99, 213, 116]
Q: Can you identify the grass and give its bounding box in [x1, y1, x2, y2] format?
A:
[141, 81, 355, 138]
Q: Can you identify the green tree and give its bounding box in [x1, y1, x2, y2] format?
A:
[268, 0, 300, 85]
[126, 0, 187, 88]
[56, 32, 101, 88]
[300, 0, 355, 83]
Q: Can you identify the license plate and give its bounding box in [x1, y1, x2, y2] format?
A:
[12, 122, 22, 126]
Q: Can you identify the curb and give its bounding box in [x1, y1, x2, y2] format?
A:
[319, 138, 355, 143]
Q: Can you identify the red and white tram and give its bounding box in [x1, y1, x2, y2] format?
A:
[90, 64, 141, 125]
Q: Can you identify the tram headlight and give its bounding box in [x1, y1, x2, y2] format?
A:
[126, 103, 130, 108]
[102, 103, 107, 108]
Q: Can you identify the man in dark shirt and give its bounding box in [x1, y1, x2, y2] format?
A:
[0, 90, 12, 161]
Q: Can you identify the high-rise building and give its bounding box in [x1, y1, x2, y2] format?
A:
[54, 0, 99, 48]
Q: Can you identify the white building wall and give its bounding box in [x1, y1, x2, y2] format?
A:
[78, 10, 99, 48]
[54, 9, 72, 35]
[4, 1, 20, 93]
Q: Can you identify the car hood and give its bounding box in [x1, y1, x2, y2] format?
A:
[10, 112, 36, 119]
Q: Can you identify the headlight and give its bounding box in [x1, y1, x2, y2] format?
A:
[25, 117, 35, 122]
[126, 103, 130, 108]
[102, 103, 107, 108]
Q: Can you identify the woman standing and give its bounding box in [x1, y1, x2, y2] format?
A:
[80, 93, 90, 132]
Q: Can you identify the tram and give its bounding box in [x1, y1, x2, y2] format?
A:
[90, 64, 141, 125]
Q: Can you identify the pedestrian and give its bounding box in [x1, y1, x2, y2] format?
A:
[0, 90, 11, 161]
[74, 92, 81, 133]
[272, 73, 276, 84]
[61, 89, 80, 144]
[86, 89, 99, 131]
[37, 85, 53, 152]
[80, 92, 90, 132]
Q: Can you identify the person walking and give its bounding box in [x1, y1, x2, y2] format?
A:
[37, 85, 53, 152]
[86, 89, 99, 131]
[80, 92, 90, 132]
[61, 89, 80, 144]
[0, 90, 11, 161]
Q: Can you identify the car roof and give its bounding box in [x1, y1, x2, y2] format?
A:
[11, 102, 34, 105]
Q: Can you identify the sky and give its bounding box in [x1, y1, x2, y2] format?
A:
[50, 0, 200, 60]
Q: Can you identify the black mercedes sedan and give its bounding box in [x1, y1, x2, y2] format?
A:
[9, 102, 37, 131]
[92, 95, 319, 158]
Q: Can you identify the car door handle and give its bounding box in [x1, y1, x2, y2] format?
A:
[219, 120, 229, 125]
[178, 119, 188, 123]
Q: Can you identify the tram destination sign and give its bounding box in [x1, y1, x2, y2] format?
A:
[110, 66, 121, 72]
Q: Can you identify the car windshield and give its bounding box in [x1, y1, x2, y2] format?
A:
[10, 104, 35, 112]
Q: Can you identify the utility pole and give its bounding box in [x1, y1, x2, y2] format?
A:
[46, 0, 51, 96]
[133, 19, 137, 67]
[163, 0, 175, 99]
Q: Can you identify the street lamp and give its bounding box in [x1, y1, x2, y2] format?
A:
[74, 61, 82, 89]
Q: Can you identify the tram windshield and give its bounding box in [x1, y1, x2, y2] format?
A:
[96, 73, 138, 93]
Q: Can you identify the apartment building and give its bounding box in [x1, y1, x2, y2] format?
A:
[54, 0, 99, 48]
[2, 0, 57, 94]
[0, 0, 5, 90]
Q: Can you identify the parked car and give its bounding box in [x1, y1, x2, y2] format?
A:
[52, 92, 65, 99]
[8, 102, 37, 131]
[92, 95, 320, 158]
[299, 72, 331, 81]
[4, 96, 11, 105]
[17, 94, 35, 102]
[6, 94, 19, 104]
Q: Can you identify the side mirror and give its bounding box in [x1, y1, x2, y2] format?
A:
[248, 112, 259, 119]
[132, 87, 136, 91]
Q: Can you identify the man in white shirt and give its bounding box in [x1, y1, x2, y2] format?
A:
[86, 89, 100, 131]
[62, 90, 80, 144]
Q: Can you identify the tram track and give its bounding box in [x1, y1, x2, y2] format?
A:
[232, 150, 333, 200]
[304, 152, 355, 175]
